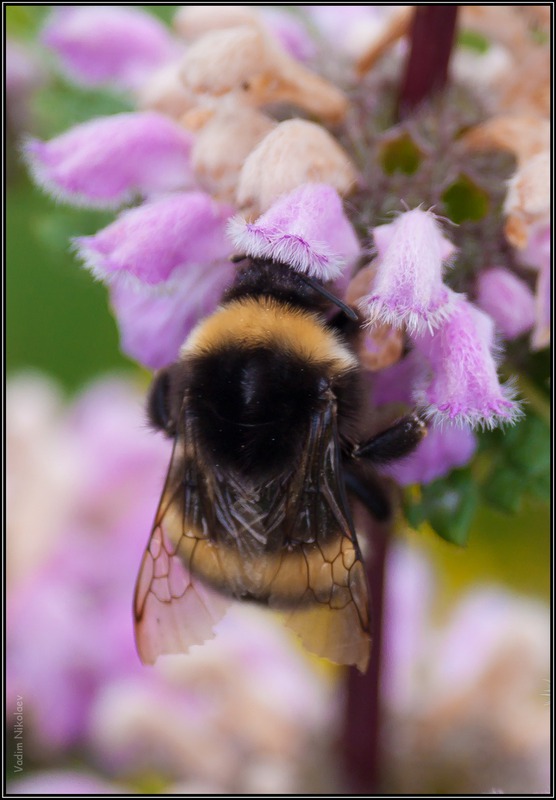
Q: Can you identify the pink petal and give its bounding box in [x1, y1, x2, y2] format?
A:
[476, 267, 535, 340]
[109, 261, 236, 369]
[24, 112, 195, 209]
[74, 192, 233, 286]
[380, 422, 477, 486]
[370, 348, 427, 408]
[361, 208, 457, 334]
[261, 9, 316, 62]
[228, 183, 360, 281]
[519, 221, 551, 350]
[412, 292, 522, 429]
[41, 6, 178, 91]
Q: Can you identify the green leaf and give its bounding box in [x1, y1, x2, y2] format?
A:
[404, 469, 479, 546]
[441, 174, 489, 223]
[481, 467, 524, 514]
[457, 29, 490, 54]
[478, 410, 550, 513]
[379, 131, 422, 176]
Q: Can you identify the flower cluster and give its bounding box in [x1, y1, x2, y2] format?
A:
[21, 5, 549, 529]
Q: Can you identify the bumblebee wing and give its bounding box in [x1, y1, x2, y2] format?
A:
[133, 433, 230, 665]
[271, 396, 371, 672]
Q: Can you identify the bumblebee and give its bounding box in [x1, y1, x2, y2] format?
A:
[134, 258, 426, 672]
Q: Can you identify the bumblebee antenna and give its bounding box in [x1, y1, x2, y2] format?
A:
[299, 274, 358, 321]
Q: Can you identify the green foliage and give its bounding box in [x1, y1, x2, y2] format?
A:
[441, 174, 490, 223]
[457, 29, 490, 54]
[380, 132, 422, 176]
[405, 468, 479, 547]
[478, 411, 551, 514]
[6, 174, 132, 391]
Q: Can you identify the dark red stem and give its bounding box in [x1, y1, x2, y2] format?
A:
[398, 6, 459, 120]
[341, 509, 390, 792]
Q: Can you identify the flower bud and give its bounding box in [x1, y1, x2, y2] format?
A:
[236, 119, 357, 215]
[190, 103, 276, 202]
[179, 25, 347, 123]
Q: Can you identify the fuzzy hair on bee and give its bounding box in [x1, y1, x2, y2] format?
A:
[134, 257, 426, 672]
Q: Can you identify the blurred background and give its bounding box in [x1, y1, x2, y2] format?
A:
[6, 5, 550, 796]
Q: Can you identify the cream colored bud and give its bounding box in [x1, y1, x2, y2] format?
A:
[345, 266, 404, 371]
[236, 119, 358, 215]
[180, 26, 348, 123]
[137, 62, 197, 119]
[174, 5, 260, 40]
[461, 116, 550, 167]
[191, 103, 276, 202]
[504, 151, 550, 249]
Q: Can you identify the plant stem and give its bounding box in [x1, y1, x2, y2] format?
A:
[342, 507, 390, 792]
[398, 6, 459, 120]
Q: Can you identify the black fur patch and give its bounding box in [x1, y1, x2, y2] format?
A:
[224, 258, 330, 314]
[187, 345, 325, 479]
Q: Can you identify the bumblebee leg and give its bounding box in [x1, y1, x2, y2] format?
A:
[353, 413, 427, 464]
[343, 467, 391, 521]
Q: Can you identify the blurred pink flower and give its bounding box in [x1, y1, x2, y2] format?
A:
[24, 112, 195, 209]
[476, 266, 535, 340]
[7, 378, 171, 752]
[41, 5, 179, 91]
[109, 259, 236, 369]
[381, 543, 551, 795]
[380, 422, 477, 486]
[6, 38, 44, 133]
[8, 770, 125, 795]
[519, 221, 551, 350]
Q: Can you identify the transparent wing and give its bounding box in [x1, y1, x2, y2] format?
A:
[133, 435, 230, 665]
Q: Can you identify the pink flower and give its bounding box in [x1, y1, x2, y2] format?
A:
[109, 260, 236, 369]
[381, 543, 434, 712]
[6, 39, 44, 132]
[380, 422, 478, 486]
[476, 267, 535, 340]
[41, 6, 178, 91]
[261, 8, 316, 62]
[412, 292, 522, 429]
[360, 207, 457, 334]
[8, 770, 125, 795]
[6, 379, 171, 752]
[24, 112, 194, 209]
[519, 221, 551, 350]
[74, 192, 233, 287]
[369, 349, 426, 408]
[228, 183, 360, 281]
